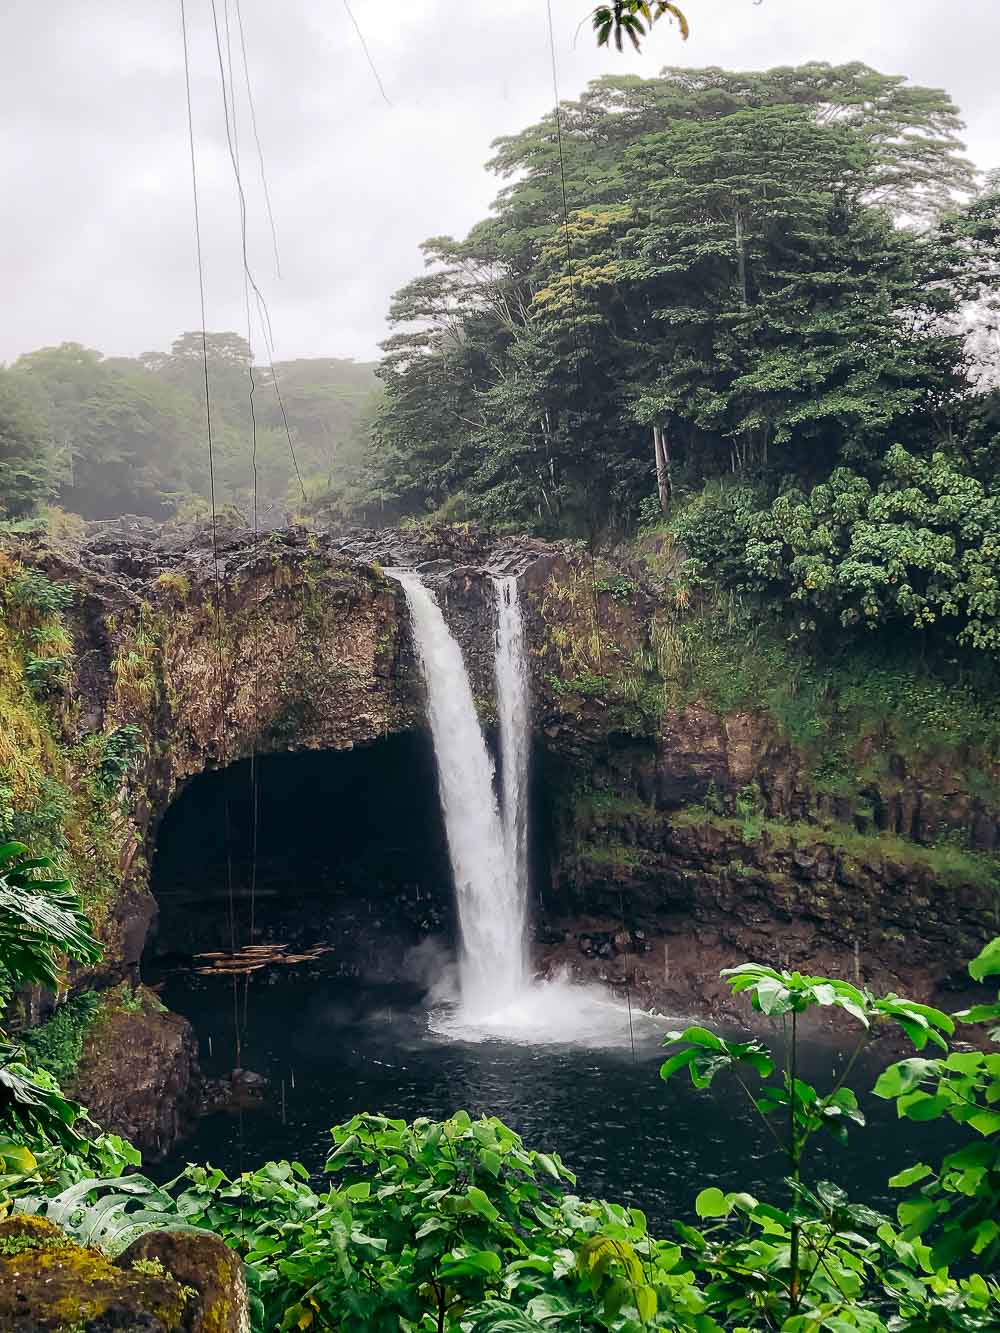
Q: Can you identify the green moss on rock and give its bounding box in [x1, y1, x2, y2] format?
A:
[0, 1216, 187, 1330]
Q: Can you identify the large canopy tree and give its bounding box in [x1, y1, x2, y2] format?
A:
[367, 63, 980, 534]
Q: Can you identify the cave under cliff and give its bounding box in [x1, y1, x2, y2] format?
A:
[147, 733, 459, 977]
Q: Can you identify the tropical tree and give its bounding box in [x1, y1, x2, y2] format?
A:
[0, 369, 55, 520]
[371, 64, 976, 531]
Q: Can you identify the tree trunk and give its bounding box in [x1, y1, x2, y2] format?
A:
[652, 425, 668, 514]
[653, 424, 671, 514]
[661, 425, 673, 503]
[735, 209, 748, 310]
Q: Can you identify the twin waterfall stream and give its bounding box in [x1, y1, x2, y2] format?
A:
[393, 571, 530, 1020]
[394, 568, 627, 1042]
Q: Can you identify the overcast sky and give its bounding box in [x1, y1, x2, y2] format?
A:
[2, 0, 998, 367]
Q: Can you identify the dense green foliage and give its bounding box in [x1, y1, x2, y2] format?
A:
[355, 63, 984, 533]
[17, 991, 102, 1087]
[744, 448, 1000, 650]
[3, 335, 379, 522]
[0, 368, 56, 520]
[0, 839, 102, 1161]
[13, 947, 1000, 1332]
[337, 61, 1000, 669]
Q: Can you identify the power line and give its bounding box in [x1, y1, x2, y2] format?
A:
[546, 0, 577, 295]
[179, 0, 234, 958]
[252, 293, 308, 503]
[545, 1, 646, 1272]
[234, 0, 283, 279]
[341, 0, 392, 106]
[207, 0, 307, 505]
[221, 0, 262, 960]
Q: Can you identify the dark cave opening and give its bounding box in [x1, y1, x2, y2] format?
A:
[146, 732, 459, 980]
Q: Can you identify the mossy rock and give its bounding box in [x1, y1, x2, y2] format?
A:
[0, 1215, 187, 1331]
[119, 1232, 249, 1333]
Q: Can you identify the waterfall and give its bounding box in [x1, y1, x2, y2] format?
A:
[394, 566, 637, 1044]
[493, 575, 531, 922]
[393, 570, 526, 1013]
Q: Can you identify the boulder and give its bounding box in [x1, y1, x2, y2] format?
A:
[118, 1231, 249, 1333]
[0, 1215, 187, 1332]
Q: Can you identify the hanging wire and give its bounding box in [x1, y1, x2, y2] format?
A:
[207, 0, 307, 506]
[220, 0, 262, 957]
[341, 0, 392, 106]
[222, 18, 262, 1188]
[544, 0, 648, 1272]
[545, 0, 579, 305]
[179, 1, 234, 963]
[182, 0, 261, 1188]
[234, 0, 283, 278]
[252, 293, 308, 504]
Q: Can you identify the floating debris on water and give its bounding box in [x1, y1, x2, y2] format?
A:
[192, 942, 333, 975]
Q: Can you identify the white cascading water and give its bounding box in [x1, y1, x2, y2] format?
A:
[493, 575, 531, 932]
[395, 566, 645, 1044]
[393, 570, 526, 1015]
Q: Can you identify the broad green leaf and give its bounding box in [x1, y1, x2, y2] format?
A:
[873, 1059, 936, 1100]
[635, 1283, 657, 1321]
[969, 937, 1000, 982]
[967, 1110, 1000, 1136]
[659, 1049, 697, 1081]
[695, 1186, 730, 1218]
[753, 975, 794, 1015]
[897, 1091, 951, 1121]
[534, 1152, 562, 1181]
[888, 1163, 933, 1188]
[0, 1139, 37, 1172]
[664, 1025, 725, 1051]
[439, 1249, 502, 1279]
[955, 1001, 1000, 1024]
[465, 1185, 500, 1222]
[479, 1149, 502, 1178]
[898, 1198, 939, 1236]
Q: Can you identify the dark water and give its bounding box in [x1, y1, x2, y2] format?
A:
[155, 961, 956, 1233]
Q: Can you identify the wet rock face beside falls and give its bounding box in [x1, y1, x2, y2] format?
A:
[4, 518, 1000, 1147]
[67, 986, 202, 1160]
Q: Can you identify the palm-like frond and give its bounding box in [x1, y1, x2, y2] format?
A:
[590, 0, 689, 52]
[0, 1043, 83, 1147]
[0, 840, 102, 994]
[16, 1174, 206, 1256]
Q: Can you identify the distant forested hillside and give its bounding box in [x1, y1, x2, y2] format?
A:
[0, 333, 380, 522]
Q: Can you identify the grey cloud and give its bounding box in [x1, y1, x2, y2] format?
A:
[2, 0, 998, 366]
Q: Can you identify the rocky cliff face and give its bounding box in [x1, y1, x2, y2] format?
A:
[2, 518, 998, 1142]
